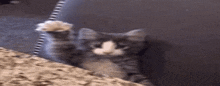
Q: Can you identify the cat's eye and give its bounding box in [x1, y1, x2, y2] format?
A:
[117, 42, 130, 49]
[90, 42, 102, 48]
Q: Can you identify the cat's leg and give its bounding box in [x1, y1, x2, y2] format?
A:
[35, 21, 81, 65]
[120, 59, 154, 86]
[127, 73, 154, 86]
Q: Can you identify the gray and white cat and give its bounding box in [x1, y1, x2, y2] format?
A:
[36, 20, 154, 86]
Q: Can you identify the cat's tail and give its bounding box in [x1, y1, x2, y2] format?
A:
[33, 0, 66, 56]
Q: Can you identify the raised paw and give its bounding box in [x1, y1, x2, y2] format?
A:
[35, 20, 73, 32]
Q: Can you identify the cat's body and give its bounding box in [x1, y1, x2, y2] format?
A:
[36, 20, 154, 86]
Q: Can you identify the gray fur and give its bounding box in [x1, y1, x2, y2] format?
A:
[77, 28, 153, 86]
[44, 28, 153, 86]
[78, 28, 98, 40]
[125, 29, 147, 41]
[43, 29, 83, 66]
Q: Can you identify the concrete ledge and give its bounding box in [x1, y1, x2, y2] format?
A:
[0, 47, 144, 86]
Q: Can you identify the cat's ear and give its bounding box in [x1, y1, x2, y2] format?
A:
[78, 28, 98, 40]
[125, 29, 147, 41]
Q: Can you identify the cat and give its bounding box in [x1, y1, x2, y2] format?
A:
[36, 20, 154, 86]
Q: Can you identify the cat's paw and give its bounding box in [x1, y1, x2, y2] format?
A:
[35, 20, 73, 32]
[139, 80, 154, 86]
[93, 72, 110, 78]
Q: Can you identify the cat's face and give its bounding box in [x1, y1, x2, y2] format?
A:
[77, 28, 147, 56]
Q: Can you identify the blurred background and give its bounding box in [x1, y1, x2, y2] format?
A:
[0, 0, 219, 86]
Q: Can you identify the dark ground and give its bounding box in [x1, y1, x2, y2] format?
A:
[0, 0, 220, 86]
[0, 0, 58, 53]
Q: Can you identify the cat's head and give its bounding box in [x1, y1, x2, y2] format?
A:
[77, 28, 147, 56]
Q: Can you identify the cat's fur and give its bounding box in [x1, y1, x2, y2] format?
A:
[36, 20, 154, 86]
[36, 21, 83, 66]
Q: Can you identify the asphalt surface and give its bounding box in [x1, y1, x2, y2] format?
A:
[0, 0, 219, 86]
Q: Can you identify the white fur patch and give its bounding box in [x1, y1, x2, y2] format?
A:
[92, 41, 124, 56]
[35, 20, 73, 32]
[82, 59, 126, 78]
